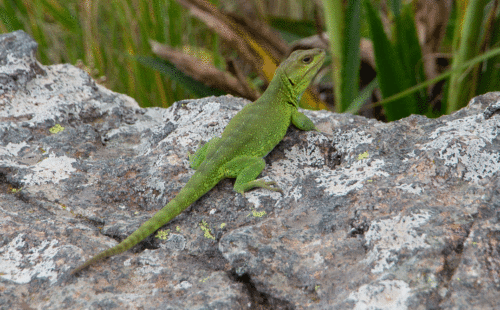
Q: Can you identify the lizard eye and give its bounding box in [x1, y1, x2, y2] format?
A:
[302, 55, 313, 64]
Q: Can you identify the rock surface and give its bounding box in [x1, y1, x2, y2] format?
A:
[1, 30, 500, 309]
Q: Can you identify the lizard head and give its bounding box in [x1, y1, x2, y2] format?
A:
[278, 48, 325, 103]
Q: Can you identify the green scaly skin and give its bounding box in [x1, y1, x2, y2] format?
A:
[71, 48, 326, 275]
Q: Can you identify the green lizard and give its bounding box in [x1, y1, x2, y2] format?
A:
[71, 48, 325, 275]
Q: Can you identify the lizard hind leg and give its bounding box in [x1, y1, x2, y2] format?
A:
[223, 156, 283, 194]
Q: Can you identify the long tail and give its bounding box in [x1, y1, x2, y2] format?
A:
[71, 172, 219, 275]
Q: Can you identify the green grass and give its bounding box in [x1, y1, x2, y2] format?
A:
[0, 0, 316, 109]
[3, 0, 500, 120]
[322, 0, 500, 120]
[0, 0, 208, 108]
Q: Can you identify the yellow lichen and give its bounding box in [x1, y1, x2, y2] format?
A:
[357, 151, 369, 160]
[199, 220, 215, 240]
[156, 229, 170, 240]
[248, 209, 267, 218]
[49, 124, 65, 134]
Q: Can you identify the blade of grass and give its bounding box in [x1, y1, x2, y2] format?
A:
[0, 0, 25, 31]
[446, 0, 488, 114]
[393, 2, 427, 114]
[25, 0, 51, 64]
[322, 0, 344, 112]
[364, 0, 416, 121]
[389, 0, 401, 16]
[268, 17, 317, 41]
[478, 14, 500, 94]
[40, 0, 79, 32]
[340, 0, 362, 112]
[146, 0, 171, 107]
[360, 46, 500, 112]
[167, 0, 183, 47]
[137, 56, 224, 98]
[345, 78, 378, 114]
[112, 1, 138, 99]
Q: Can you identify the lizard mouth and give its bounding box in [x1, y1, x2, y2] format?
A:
[303, 52, 325, 79]
[285, 51, 325, 86]
[282, 51, 325, 107]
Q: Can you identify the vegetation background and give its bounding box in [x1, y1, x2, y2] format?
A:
[1, 0, 500, 121]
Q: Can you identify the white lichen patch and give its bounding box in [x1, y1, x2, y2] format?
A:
[347, 280, 411, 310]
[0, 234, 62, 284]
[175, 281, 193, 290]
[395, 183, 423, 195]
[297, 128, 388, 197]
[0, 65, 95, 125]
[316, 159, 389, 197]
[166, 101, 227, 144]
[286, 186, 304, 204]
[419, 114, 500, 183]
[261, 133, 335, 200]
[269, 133, 330, 184]
[332, 129, 374, 162]
[22, 153, 76, 186]
[138, 100, 232, 160]
[3, 52, 35, 74]
[271, 145, 324, 182]
[313, 252, 325, 265]
[363, 211, 431, 273]
[0, 141, 29, 156]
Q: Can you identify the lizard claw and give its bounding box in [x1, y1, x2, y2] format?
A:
[263, 181, 284, 194]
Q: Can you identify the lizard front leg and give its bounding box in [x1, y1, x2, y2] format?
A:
[291, 110, 317, 131]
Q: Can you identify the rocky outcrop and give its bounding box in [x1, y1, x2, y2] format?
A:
[1, 30, 499, 309]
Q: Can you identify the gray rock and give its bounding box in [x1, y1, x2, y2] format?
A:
[1, 30, 499, 310]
